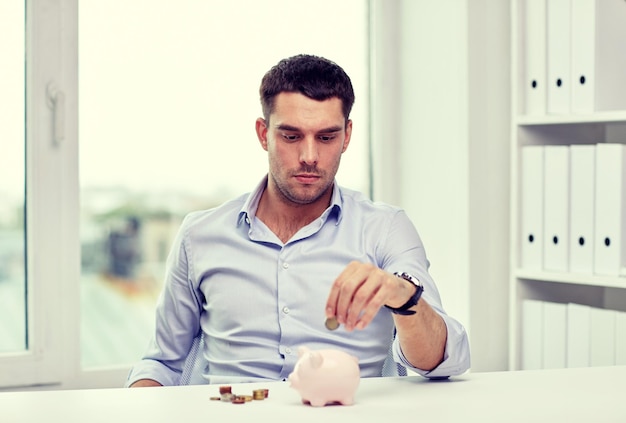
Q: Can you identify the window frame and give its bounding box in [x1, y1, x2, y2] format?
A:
[0, 0, 75, 389]
[0, 0, 127, 390]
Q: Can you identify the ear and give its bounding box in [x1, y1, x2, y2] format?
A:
[341, 119, 353, 153]
[256, 117, 269, 151]
[308, 351, 324, 369]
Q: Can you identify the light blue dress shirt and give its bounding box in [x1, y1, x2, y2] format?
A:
[126, 176, 470, 386]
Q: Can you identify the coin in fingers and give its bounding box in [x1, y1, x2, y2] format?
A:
[325, 316, 340, 331]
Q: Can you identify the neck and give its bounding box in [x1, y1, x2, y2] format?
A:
[256, 183, 332, 243]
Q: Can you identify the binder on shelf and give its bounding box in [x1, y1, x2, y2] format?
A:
[522, 299, 544, 370]
[566, 302, 590, 368]
[524, 0, 547, 115]
[589, 306, 616, 366]
[616, 311, 626, 366]
[591, 0, 626, 111]
[546, 0, 571, 114]
[570, 0, 595, 114]
[543, 145, 570, 272]
[594, 143, 626, 276]
[542, 301, 567, 369]
[521, 146, 544, 270]
[569, 145, 595, 274]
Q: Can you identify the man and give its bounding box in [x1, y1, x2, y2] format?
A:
[127, 54, 470, 387]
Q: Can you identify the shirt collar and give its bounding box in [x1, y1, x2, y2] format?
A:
[237, 175, 344, 226]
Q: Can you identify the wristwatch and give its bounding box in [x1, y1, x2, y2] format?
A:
[384, 272, 424, 315]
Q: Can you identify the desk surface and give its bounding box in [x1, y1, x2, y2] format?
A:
[2, 366, 625, 422]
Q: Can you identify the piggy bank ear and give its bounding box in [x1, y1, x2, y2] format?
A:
[297, 346, 310, 358]
[308, 351, 324, 369]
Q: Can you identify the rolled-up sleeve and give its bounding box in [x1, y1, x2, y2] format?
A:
[125, 214, 202, 387]
[393, 312, 471, 378]
[382, 210, 471, 379]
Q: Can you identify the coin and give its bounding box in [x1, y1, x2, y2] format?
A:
[325, 316, 340, 330]
[220, 393, 234, 402]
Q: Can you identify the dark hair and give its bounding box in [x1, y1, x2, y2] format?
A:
[259, 54, 355, 122]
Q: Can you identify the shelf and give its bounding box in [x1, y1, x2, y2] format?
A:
[509, 0, 626, 371]
[516, 111, 626, 126]
[514, 269, 626, 289]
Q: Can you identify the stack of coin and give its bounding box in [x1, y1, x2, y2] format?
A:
[218, 385, 231, 401]
[212, 386, 269, 404]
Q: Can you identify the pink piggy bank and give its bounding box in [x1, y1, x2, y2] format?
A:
[288, 346, 360, 407]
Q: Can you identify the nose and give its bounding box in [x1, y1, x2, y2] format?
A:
[299, 137, 319, 166]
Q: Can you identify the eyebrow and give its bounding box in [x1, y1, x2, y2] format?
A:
[276, 124, 344, 133]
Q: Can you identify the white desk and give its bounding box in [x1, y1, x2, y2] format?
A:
[1, 366, 625, 422]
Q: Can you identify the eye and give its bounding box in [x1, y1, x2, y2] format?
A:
[319, 134, 336, 142]
[281, 133, 300, 141]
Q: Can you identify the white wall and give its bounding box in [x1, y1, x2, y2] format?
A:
[398, 0, 471, 340]
[467, 0, 511, 372]
[371, 0, 510, 372]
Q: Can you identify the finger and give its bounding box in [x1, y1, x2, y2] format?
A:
[326, 261, 360, 321]
[325, 264, 349, 318]
[345, 279, 379, 331]
[346, 267, 388, 330]
[351, 268, 397, 330]
[354, 287, 388, 330]
[341, 264, 381, 330]
[325, 265, 352, 318]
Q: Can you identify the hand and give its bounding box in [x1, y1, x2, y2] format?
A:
[129, 379, 162, 388]
[325, 261, 417, 331]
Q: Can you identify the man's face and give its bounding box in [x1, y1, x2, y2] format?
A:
[256, 92, 352, 206]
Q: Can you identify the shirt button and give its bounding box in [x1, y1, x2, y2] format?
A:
[282, 306, 290, 314]
[285, 347, 292, 355]
[282, 262, 289, 269]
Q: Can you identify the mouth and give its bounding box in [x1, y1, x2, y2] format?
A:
[294, 173, 321, 184]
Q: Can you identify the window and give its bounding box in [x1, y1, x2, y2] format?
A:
[78, 1, 370, 371]
[0, 0, 369, 389]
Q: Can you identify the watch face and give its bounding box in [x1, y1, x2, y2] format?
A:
[395, 272, 421, 287]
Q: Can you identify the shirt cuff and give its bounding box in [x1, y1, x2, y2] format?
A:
[394, 313, 471, 378]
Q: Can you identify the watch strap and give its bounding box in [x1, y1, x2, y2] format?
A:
[384, 272, 423, 315]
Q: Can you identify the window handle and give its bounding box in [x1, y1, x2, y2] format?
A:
[46, 82, 65, 146]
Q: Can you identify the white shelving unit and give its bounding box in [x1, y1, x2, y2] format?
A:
[509, 0, 626, 370]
